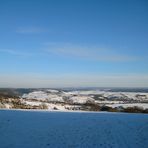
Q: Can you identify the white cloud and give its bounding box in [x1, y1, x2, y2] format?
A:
[16, 27, 47, 34]
[0, 49, 32, 57]
[45, 43, 140, 62]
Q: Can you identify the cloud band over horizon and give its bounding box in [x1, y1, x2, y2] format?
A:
[0, 73, 148, 88]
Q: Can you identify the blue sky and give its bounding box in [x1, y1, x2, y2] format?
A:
[0, 0, 148, 87]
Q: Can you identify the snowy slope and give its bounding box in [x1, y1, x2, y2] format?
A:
[22, 91, 49, 100]
[0, 110, 148, 148]
[69, 96, 95, 104]
[108, 103, 148, 109]
[22, 91, 64, 102]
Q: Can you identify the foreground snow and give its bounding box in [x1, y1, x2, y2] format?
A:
[0, 110, 148, 148]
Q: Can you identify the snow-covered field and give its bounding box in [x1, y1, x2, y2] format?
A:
[0, 110, 148, 148]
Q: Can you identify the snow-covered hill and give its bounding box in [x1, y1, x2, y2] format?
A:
[1, 88, 148, 111]
[20, 89, 148, 111]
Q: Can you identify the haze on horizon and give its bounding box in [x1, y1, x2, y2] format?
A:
[0, 0, 148, 88]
